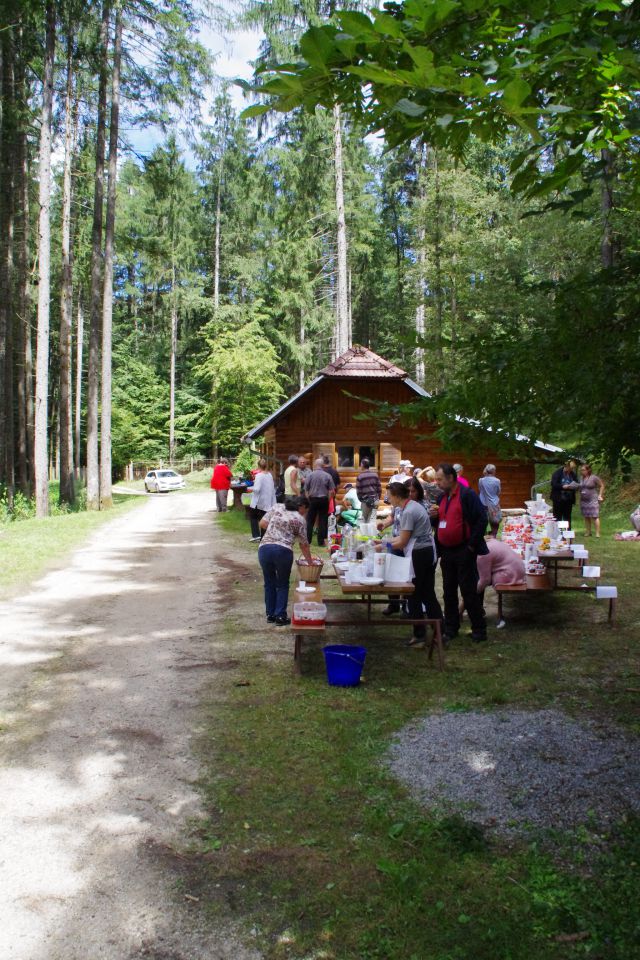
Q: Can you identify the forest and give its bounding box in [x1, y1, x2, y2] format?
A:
[0, 0, 638, 518]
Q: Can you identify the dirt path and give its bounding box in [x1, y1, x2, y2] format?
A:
[0, 492, 261, 960]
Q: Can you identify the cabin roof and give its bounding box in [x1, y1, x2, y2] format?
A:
[320, 345, 408, 379]
[244, 347, 563, 456]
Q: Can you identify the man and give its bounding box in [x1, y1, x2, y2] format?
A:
[210, 457, 233, 513]
[436, 462, 489, 643]
[322, 455, 340, 514]
[390, 459, 414, 485]
[322, 455, 340, 491]
[297, 455, 311, 494]
[283, 453, 300, 505]
[356, 458, 381, 522]
[550, 460, 579, 525]
[305, 458, 335, 546]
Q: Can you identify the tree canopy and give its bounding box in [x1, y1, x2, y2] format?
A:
[244, 0, 640, 200]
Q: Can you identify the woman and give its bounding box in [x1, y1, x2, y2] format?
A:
[478, 464, 502, 537]
[210, 457, 232, 513]
[249, 459, 276, 542]
[378, 481, 442, 647]
[258, 497, 314, 625]
[579, 463, 605, 537]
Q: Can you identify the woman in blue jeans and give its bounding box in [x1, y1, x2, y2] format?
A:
[258, 497, 314, 626]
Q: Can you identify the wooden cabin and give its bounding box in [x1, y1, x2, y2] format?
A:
[245, 346, 561, 507]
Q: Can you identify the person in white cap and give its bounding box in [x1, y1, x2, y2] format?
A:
[390, 460, 414, 485]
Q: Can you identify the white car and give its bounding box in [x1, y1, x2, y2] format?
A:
[144, 469, 186, 493]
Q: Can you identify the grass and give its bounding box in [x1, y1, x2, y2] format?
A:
[0, 489, 143, 598]
[188, 504, 640, 960]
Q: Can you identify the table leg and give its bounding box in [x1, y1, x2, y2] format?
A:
[609, 598, 617, 624]
[427, 619, 444, 671]
[294, 634, 302, 676]
[498, 591, 503, 621]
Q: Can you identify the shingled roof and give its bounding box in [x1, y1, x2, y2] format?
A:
[320, 345, 407, 379]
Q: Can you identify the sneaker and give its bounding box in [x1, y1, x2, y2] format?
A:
[249, 536, 261, 543]
[406, 636, 425, 649]
[266, 615, 276, 623]
[441, 631, 458, 647]
[471, 632, 487, 643]
[382, 604, 400, 616]
[275, 615, 291, 626]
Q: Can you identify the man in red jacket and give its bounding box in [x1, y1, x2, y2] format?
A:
[436, 462, 489, 644]
[210, 457, 233, 513]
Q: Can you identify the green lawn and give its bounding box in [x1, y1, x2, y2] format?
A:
[0, 492, 143, 598]
[189, 505, 640, 960]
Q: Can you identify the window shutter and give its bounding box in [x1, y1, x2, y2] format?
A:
[380, 443, 401, 472]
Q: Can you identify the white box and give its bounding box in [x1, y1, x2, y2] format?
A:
[572, 549, 589, 560]
[582, 565, 601, 578]
[564, 530, 575, 540]
[596, 585, 618, 599]
[557, 521, 570, 529]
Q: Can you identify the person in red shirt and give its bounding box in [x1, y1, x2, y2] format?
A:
[210, 457, 233, 513]
[436, 462, 488, 643]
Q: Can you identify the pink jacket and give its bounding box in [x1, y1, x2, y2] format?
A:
[477, 539, 526, 591]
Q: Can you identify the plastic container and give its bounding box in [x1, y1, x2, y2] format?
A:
[323, 644, 367, 687]
[292, 601, 327, 626]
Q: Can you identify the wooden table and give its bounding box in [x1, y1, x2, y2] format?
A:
[290, 565, 444, 674]
[495, 550, 617, 623]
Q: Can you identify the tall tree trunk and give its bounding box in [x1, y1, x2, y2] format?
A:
[169, 269, 178, 463]
[86, 0, 110, 509]
[414, 141, 428, 386]
[333, 104, 350, 356]
[299, 310, 305, 390]
[432, 150, 444, 391]
[601, 148, 615, 269]
[34, 0, 56, 518]
[213, 160, 222, 314]
[59, 31, 76, 505]
[0, 28, 16, 500]
[100, 2, 122, 509]
[14, 24, 31, 496]
[75, 297, 84, 478]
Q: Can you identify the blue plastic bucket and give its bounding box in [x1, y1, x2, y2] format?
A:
[323, 644, 367, 687]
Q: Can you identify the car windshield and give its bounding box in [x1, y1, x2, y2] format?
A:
[157, 471, 178, 478]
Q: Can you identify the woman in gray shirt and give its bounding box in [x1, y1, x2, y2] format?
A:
[383, 481, 442, 647]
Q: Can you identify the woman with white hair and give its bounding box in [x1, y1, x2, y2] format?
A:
[478, 464, 502, 537]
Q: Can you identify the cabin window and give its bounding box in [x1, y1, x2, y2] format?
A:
[359, 445, 376, 467]
[337, 446, 354, 468]
[337, 445, 377, 469]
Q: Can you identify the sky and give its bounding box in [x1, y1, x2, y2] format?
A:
[125, 14, 262, 165]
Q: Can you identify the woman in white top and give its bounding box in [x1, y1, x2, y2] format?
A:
[249, 459, 276, 541]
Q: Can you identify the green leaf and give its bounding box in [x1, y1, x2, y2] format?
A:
[240, 103, 270, 119]
[337, 10, 378, 37]
[299, 27, 335, 70]
[373, 12, 404, 38]
[502, 78, 532, 108]
[393, 98, 427, 116]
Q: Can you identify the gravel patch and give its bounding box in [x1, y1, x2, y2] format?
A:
[386, 709, 640, 837]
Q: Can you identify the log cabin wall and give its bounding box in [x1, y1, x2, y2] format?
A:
[263, 378, 535, 508]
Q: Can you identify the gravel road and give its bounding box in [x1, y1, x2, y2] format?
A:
[0, 491, 260, 960]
